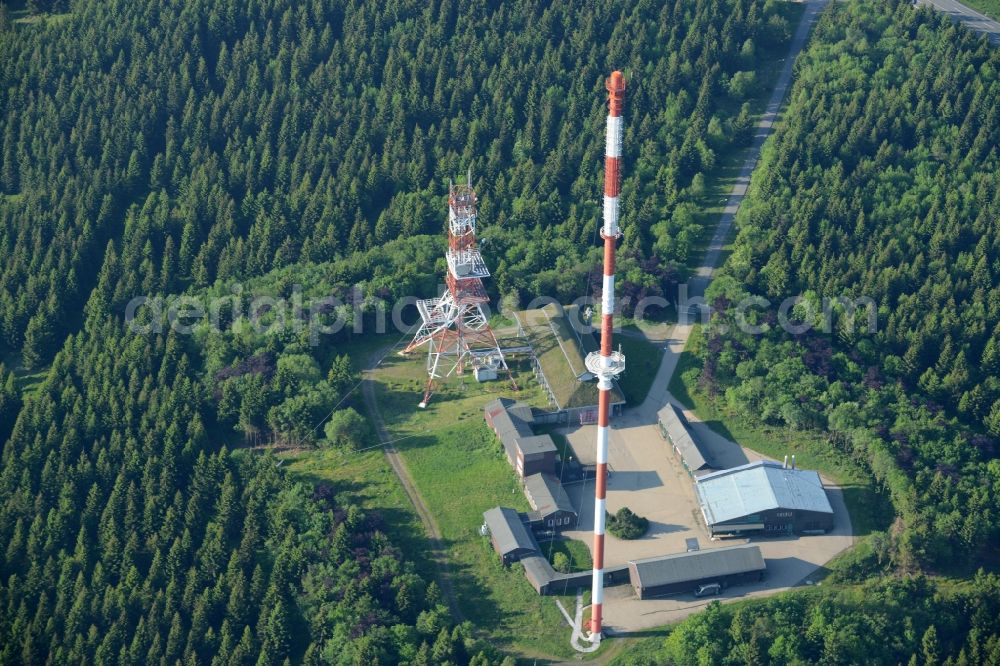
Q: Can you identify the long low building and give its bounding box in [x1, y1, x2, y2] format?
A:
[482, 506, 629, 595]
[695, 460, 834, 537]
[522, 555, 630, 596]
[628, 545, 766, 599]
[484, 397, 558, 478]
[657, 403, 713, 475]
[514, 304, 625, 423]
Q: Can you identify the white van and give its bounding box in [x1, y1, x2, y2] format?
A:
[694, 582, 722, 597]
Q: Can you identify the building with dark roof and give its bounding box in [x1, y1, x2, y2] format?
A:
[628, 545, 766, 599]
[657, 403, 713, 475]
[485, 397, 533, 441]
[513, 434, 558, 477]
[481, 506, 630, 595]
[482, 507, 537, 565]
[520, 554, 558, 594]
[695, 460, 834, 537]
[523, 473, 577, 529]
[484, 398, 558, 477]
[520, 554, 630, 595]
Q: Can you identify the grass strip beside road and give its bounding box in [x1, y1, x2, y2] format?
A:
[959, 0, 1000, 21]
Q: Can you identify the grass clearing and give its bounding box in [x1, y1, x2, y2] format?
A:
[668, 326, 893, 538]
[516, 305, 625, 409]
[540, 537, 593, 572]
[370, 352, 587, 658]
[12, 11, 72, 26]
[279, 334, 593, 658]
[616, 334, 664, 405]
[1, 348, 49, 395]
[280, 446, 438, 581]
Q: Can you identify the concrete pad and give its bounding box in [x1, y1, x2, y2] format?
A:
[558, 323, 853, 632]
[600, 477, 853, 631]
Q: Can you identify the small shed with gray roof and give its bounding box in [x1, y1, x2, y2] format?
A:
[657, 403, 713, 475]
[695, 460, 834, 537]
[483, 507, 537, 565]
[628, 544, 766, 599]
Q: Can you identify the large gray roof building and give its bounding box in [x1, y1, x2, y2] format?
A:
[628, 544, 766, 599]
[695, 460, 834, 536]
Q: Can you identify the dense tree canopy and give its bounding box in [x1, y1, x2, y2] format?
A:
[0, 0, 792, 367]
[700, 0, 1000, 569]
[0, 0, 798, 662]
[0, 319, 503, 664]
[616, 574, 1000, 665]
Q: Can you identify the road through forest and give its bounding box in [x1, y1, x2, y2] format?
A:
[918, 0, 1000, 45]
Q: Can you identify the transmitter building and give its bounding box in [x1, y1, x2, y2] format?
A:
[695, 460, 834, 537]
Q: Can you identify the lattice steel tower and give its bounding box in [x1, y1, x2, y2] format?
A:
[403, 173, 514, 407]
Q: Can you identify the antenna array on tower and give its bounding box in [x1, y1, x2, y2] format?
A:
[402, 174, 515, 407]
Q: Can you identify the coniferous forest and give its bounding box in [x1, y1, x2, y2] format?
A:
[3, 0, 1000, 663]
[0, 0, 796, 662]
[703, 0, 1000, 570]
[0, 0, 790, 367]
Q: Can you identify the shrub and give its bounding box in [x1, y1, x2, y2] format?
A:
[324, 406, 374, 450]
[607, 507, 649, 539]
[553, 552, 570, 573]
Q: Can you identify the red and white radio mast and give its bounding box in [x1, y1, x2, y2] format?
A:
[584, 71, 627, 644]
[403, 171, 514, 407]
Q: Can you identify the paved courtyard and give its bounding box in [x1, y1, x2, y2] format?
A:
[557, 324, 854, 632]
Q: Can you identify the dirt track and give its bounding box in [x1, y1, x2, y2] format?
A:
[360, 347, 465, 622]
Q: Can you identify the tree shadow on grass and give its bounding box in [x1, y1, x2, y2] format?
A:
[666, 349, 700, 410]
[612, 625, 673, 640]
[838, 483, 893, 536]
[696, 417, 738, 443]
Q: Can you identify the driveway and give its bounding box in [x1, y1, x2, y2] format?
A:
[918, 0, 1000, 44]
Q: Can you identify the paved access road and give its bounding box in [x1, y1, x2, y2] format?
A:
[557, 0, 851, 637]
[690, 0, 831, 299]
[918, 0, 1000, 45]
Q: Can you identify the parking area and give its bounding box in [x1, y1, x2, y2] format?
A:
[558, 407, 854, 632]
